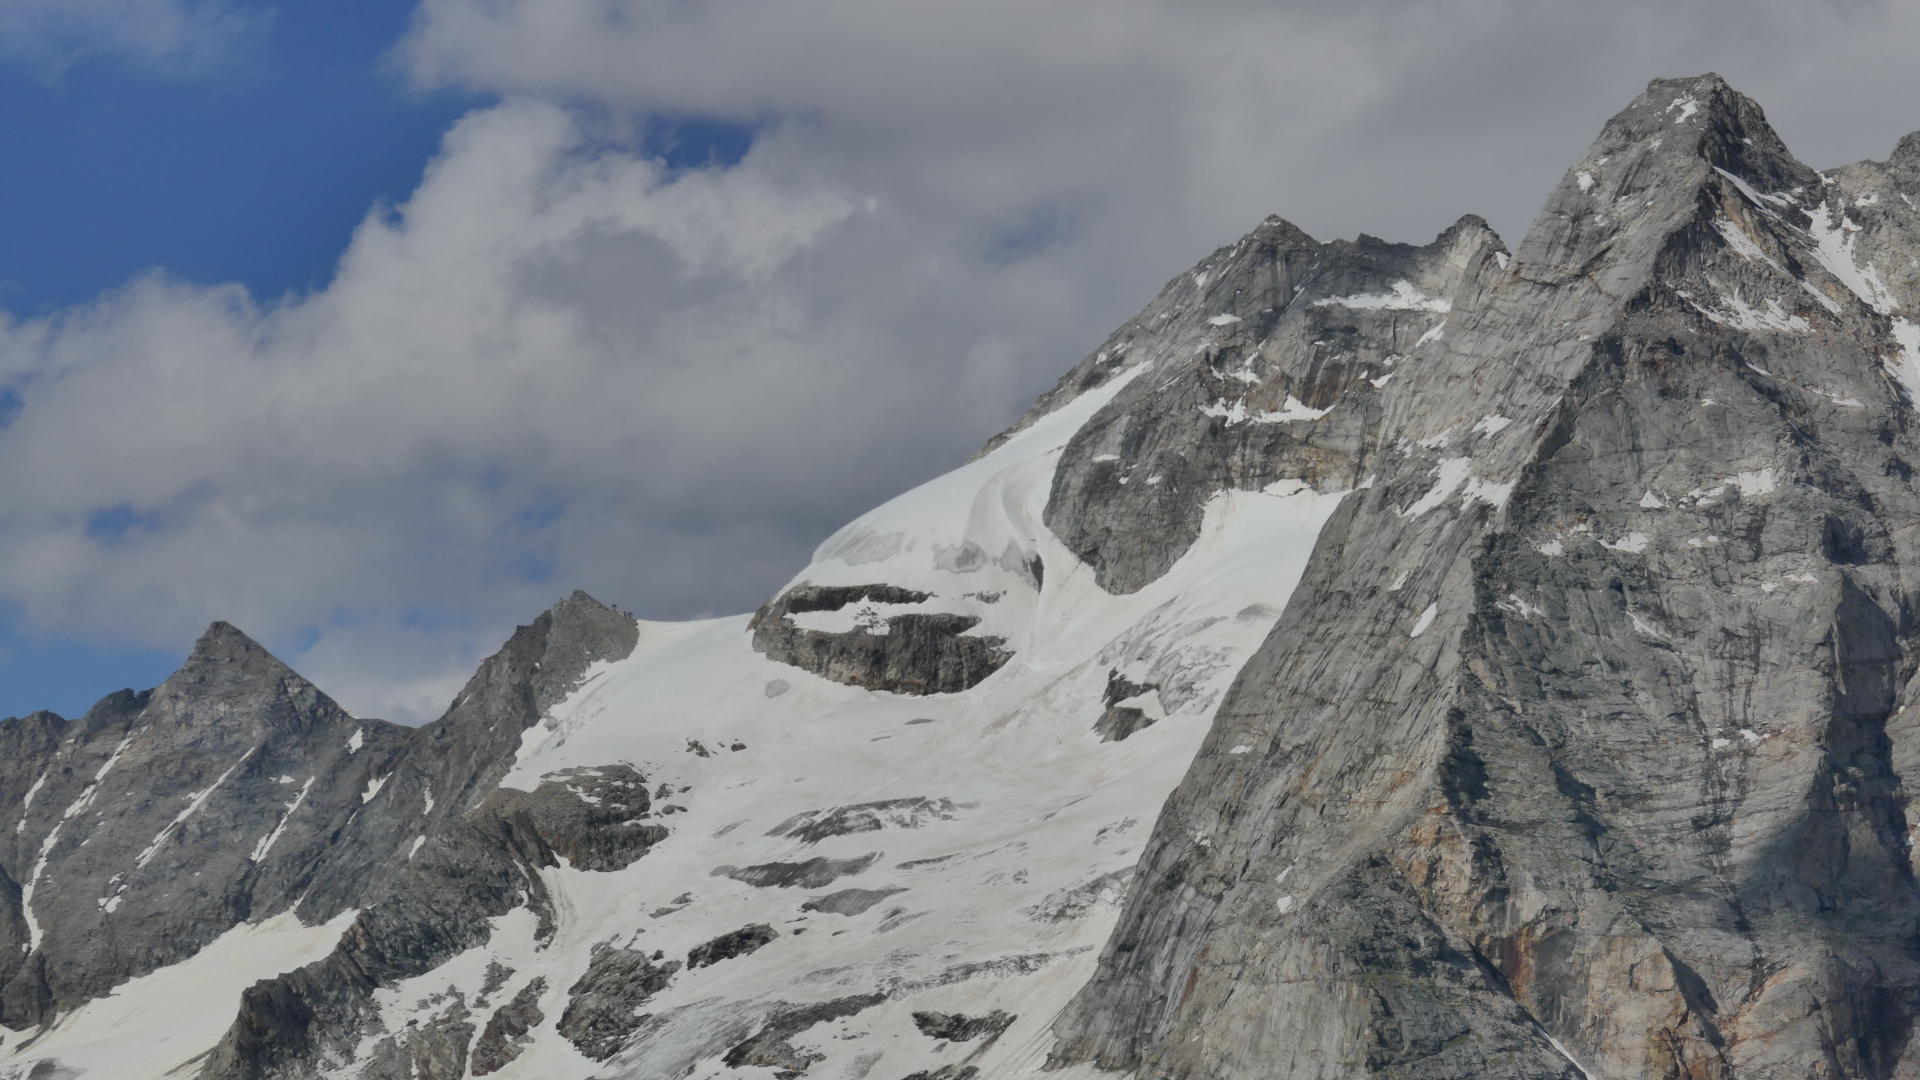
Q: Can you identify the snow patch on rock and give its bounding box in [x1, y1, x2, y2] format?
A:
[1312, 280, 1450, 313]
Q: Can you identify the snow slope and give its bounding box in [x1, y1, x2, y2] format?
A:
[0, 347, 1350, 1080]
[0, 910, 357, 1080]
[350, 365, 1350, 1079]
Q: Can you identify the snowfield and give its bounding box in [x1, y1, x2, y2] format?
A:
[0, 358, 1349, 1079]
[0, 910, 358, 1080]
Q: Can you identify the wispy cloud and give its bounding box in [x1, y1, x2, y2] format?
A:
[0, 0, 263, 73]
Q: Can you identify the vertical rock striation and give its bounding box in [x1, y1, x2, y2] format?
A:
[13, 72, 1920, 1080]
[0, 591, 644, 1076]
[0, 623, 407, 1028]
[200, 590, 647, 1079]
[1050, 74, 1920, 1078]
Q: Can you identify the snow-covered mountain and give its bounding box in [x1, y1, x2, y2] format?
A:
[6, 73, 1920, 1079]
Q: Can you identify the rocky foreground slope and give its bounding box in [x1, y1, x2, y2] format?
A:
[4, 73, 1920, 1079]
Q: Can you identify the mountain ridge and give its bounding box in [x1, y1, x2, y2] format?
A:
[1049, 72, 1920, 1078]
[6, 72, 1920, 1080]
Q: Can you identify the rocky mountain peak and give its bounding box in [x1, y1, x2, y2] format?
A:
[144, 620, 352, 734]
[1051, 74, 1920, 1080]
[1863, 128, 1920, 199]
[171, 620, 290, 686]
[529, 589, 640, 716]
[13, 75, 1920, 1080]
[1510, 74, 1808, 296]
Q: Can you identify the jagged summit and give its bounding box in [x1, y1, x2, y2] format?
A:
[193, 618, 264, 652]
[0, 589, 638, 1053]
[10, 77, 1920, 1080]
[1052, 72, 1920, 1079]
[161, 620, 323, 688]
[143, 620, 358, 739]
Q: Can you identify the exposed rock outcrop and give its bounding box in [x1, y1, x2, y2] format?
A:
[556, 943, 679, 1061]
[481, 764, 665, 872]
[910, 1010, 1014, 1042]
[750, 584, 1011, 695]
[14, 72, 1920, 1080]
[687, 923, 778, 968]
[470, 976, 547, 1075]
[1050, 73, 1920, 1079]
[186, 590, 645, 1080]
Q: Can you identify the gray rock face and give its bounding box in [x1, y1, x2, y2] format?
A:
[686, 923, 778, 968]
[750, 584, 1011, 695]
[357, 989, 474, 1080]
[0, 589, 642, 1078]
[556, 943, 679, 1061]
[718, 852, 881, 889]
[1094, 667, 1160, 741]
[910, 1010, 1014, 1042]
[1049, 73, 1920, 1079]
[481, 764, 665, 872]
[1032, 213, 1501, 594]
[469, 976, 545, 1076]
[0, 623, 408, 1028]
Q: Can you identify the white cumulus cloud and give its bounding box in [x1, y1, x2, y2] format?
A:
[1, 0, 1918, 720]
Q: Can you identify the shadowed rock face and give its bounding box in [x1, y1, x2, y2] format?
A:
[911, 1009, 1015, 1042]
[0, 623, 408, 1027]
[470, 976, 546, 1076]
[1049, 73, 1920, 1079]
[557, 944, 680, 1061]
[718, 853, 881, 890]
[687, 923, 779, 968]
[0, 589, 643, 1075]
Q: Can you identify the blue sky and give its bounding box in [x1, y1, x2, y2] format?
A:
[0, 1, 463, 313]
[0, 0, 476, 715]
[0, 0, 769, 719]
[1, 0, 1916, 724]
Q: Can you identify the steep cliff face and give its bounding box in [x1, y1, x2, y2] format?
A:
[1041, 214, 1501, 595]
[0, 592, 643, 1079]
[0, 623, 408, 1030]
[1049, 73, 1920, 1079]
[204, 591, 649, 1080]
[8, 73, 1920, 1080]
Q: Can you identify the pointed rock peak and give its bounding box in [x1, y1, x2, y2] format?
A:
[1510, 74, 1818, 293]
[1577, 73, 1812, 193]
[1249, 214, 1318, 248]
[149, 620, 346, 730]
[1430, 213, 1507, 270]
[182, 620, 287, 675]
[546, 589, 637, 648]
[1886, 129, 1920, 186]
[1437, 213, 1497, 241]
[533, 591, 640, 715]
